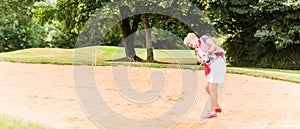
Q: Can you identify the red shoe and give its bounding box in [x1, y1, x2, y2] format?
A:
[215, 107, 222, 113]
[205, 112, 217, 119]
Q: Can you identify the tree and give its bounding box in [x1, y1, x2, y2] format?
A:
[33, 0, 105, 49]
[0, 0, 46, 52]
[201, 0, 300, 69]
[33, 0, 143, 61]
[142, 14, 153, 62]
[35, 0, 216, 62]
[103, 0, 216, 61]
[119, 4, 142, 61]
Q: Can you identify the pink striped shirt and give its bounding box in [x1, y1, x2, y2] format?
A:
[196, 35, 224, 58]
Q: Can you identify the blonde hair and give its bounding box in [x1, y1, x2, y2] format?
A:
[183, 33, 198, 45]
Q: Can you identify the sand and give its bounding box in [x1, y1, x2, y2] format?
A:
[0, 62, 299, 129]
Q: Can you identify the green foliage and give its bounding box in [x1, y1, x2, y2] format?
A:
[130, 14, 191, 49]
[32, 0, 105, 49]
[44, 21, 78, 48]
[101, 24, 123, 46]
[54, 0, 109, 34]
[254, 0, 300, 49]
[0, 0, 47, 52]
[32, 2, 56, 25]
[34, 0, 213, 50]
[32, 2, 80, 48]
[148, 15, 192, 49]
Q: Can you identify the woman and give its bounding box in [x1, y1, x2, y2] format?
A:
[184, 33, 226, 119]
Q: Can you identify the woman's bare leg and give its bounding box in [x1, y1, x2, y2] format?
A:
[209, 83, 219, 112]
[205, 82, 210, 95]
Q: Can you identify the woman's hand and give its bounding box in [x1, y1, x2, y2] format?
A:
[196, 55, 203, 65]
[204, 54, 210, 63]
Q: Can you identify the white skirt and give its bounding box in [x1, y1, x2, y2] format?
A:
[207, 57, 226, 84]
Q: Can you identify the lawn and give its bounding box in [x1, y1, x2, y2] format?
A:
[0, 46, 299, 83]
[0, 114, 52, 129]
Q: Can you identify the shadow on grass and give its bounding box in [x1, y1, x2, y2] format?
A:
[106, 57, 197, 65]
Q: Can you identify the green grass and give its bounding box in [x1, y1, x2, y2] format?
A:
[0, 114, 52, 129]
[227, 67, 300, 84]
[0, 46, 299, 84]
[0, 48, 74, 64]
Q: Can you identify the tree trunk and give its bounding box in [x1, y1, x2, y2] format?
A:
[119, 6, 143, 62]
[119, 6, 135, 59]
[142, 14, 154, 62]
